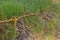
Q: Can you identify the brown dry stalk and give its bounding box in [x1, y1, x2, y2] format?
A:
[0, 13, 40, 23]
[0, 13, 40, 28]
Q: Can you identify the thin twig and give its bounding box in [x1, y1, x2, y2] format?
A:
[0, 13, 40, 23]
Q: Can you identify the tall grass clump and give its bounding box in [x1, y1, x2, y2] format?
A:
[0, 0, 52, 20]
[0, 0, 59, 40]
